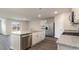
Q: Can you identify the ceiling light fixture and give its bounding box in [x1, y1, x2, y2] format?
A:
[39, 8, 42, 10]
[54, 11, 58, 14]
[38, 14, 41, 18]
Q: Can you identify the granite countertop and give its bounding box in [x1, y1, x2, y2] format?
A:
[57, 35, 79, 48]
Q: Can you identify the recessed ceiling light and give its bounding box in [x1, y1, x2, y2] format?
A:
[38, 14, 41, 18]
[39, 8, 42, 10]
[54, 11, 58, 14]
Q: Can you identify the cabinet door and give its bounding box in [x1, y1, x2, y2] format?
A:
[37, 32, 42, 42]
[32, 31, 45, 46]
[0, 35, 10, 50]
[10, 35, 20, 50]
[42, 31, 45, 40]
[32, 33, 38, 46]
[39, 31, 45, 41]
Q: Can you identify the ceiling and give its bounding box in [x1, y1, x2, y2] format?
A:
[0, 8, 71, 20]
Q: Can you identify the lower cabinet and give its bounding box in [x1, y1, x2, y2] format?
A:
[32, 31, 45, 46]
[10, 33, 32, 50]
[57, 44, 79, 50]
[10, 34, 21, 50]
[0, 35, 10, 50]
[32, 33, 38, 46]
[10, 31, 45, 50]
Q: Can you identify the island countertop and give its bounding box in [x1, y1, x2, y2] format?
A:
[57, 35, 79, 48]
[11, 30, 45, 35]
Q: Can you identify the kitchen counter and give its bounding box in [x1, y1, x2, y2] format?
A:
[10, 30, 45, 50]
[11, 31, 31, 35]
[0, 33, 9, 36]
[57, 35, 79, 49]
[11, 30, 45, 35]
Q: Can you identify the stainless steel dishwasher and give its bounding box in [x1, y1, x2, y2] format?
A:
[20, 33, 32, 50]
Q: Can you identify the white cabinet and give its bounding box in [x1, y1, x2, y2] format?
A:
[40, 31, 45, 40]
[10, 31, 45, 49]
[32, 31, 45, 46]
[10, 34, 20, 50]
[0, 35, 10, 50]
[32, 32, 38, 46]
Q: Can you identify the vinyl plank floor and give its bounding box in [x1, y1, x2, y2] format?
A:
[29, 37, 57, 50]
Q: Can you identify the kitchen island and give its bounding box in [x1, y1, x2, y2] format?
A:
[10, 30, 45, 50]
[57, 35, 79, 50]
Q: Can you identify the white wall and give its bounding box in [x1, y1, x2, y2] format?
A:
[0, 18, 7, 35]
[64, 8, 79, 31]
[0, 18, 30, 34]
[55, 13, 68, 38]
[6, 19, 29, 33]
[54, 11, 79, 38]
[64, 13, 78, 31]
[29, 20, 47, 31]
[20, 21, 30, 32]
[0, 20, 1, 33]
[5, 19, 12, 34]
